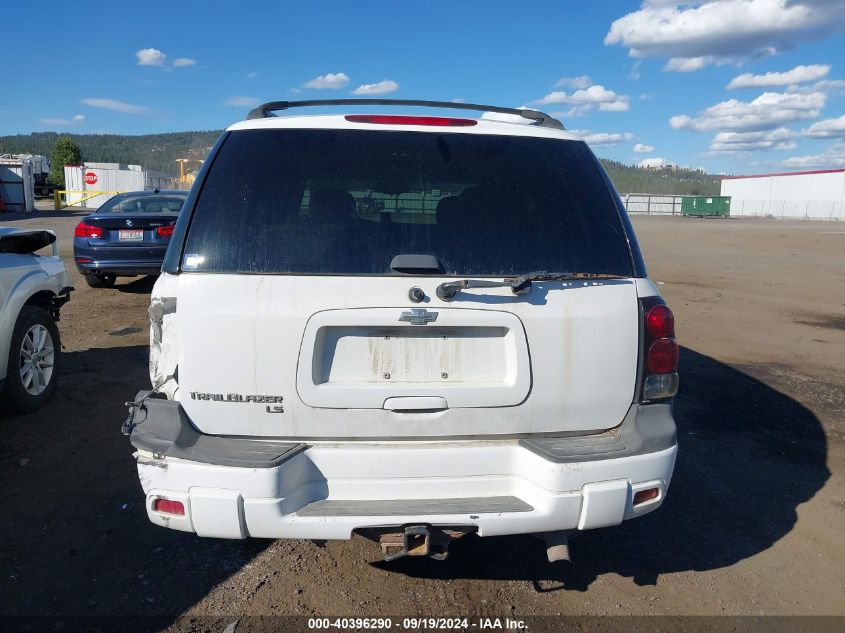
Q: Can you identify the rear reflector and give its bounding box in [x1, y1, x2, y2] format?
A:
[633, 488, 660, 505]
[74, 221, 102, 239]
[156, 225, 176, 237]
[345, 114, 477, 127]
[75, 256, 93, 264]
[647, 338, 679, 374]
[153, 498, 184, 516]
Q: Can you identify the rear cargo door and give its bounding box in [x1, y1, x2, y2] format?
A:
[171, 127, 640, 438]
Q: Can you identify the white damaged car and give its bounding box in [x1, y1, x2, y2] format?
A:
[0, 228, 72, 414]
[125, 100, 679, 562]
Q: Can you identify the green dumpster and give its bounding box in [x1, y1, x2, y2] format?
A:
[681, 196, 731, 217]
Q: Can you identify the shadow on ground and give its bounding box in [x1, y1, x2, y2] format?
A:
[0, 346, 269, 630]
[375, 347, 831, 589]
[116, 275, 158, 294]
[0, 209, 89, 222]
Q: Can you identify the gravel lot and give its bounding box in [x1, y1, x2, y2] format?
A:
[1, 210, 843, 629]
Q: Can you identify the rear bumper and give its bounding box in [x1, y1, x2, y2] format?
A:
[74, 243, 166, 276]
[130, 399, 677, 540]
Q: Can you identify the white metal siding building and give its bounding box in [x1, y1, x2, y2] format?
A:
[63, 163, 176, 208]
[721, 169, 845, 220]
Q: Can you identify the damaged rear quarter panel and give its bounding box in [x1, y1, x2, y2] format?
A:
[149, 274, 180, 398]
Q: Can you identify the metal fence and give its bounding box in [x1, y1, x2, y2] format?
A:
[620, 193, 684, 216]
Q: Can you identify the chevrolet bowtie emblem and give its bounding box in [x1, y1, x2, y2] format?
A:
[399, 308, 439, 325]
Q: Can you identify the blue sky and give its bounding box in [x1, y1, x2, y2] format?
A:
[3, 0, 845, 174]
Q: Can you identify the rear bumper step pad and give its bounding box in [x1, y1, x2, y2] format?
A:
[296, 496, 533, 517]
[129, 393, 306, 468]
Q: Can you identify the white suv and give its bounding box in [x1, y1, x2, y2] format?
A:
[125, 100, 679, 562]
[1, 228, 72, 413]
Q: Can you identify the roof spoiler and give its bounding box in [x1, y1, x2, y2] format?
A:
[246, 99, 564, 130]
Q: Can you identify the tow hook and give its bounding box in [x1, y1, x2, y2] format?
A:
[376, 525, 473, 561]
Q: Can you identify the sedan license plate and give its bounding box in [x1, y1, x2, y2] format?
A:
[119, 229, 143, 241]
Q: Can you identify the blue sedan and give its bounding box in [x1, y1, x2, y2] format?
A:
[73, 190, 188, 288]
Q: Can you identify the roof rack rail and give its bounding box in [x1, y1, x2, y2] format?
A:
[245, 99, 564, 130]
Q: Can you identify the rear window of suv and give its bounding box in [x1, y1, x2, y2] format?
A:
[183, 129, 633, 276]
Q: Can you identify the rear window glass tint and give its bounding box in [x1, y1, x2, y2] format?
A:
[183, 130, 633, 276]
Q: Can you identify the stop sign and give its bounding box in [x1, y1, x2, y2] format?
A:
[84, 172, 98, 185]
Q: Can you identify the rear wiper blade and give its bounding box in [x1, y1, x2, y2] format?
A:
[436, 271, 628, 300]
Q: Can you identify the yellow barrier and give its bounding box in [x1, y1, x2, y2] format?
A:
[54, 190, 127, 211]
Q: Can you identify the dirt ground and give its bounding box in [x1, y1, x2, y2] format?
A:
[0, 211, 843, 629]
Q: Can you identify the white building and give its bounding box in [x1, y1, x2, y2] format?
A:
[721, 168, 845, 220]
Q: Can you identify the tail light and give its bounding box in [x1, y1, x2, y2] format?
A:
[74, 221, 102, 239]
[156, 224, 175, 237]
[345, 114, 477, 127]
[639, 297, 679, 401]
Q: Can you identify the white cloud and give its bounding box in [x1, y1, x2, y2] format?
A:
[638, 157, 676, 169]
[670, 90, 825, 132]
[664, 56, 712, 72]
[728, 63, 830, 88]
[629, 61, 642, 80]
[304, 73, 350, 89]
[39, 115, 85, 126]
[80, 98, 153, 115]
[709, 127, 796, 152]
[793, 78, 845, 94]
[136, 48, 166, 66]
[351, 80, 399, 95]
[634, 143, 655, 152]
[570, 129, 635, 146]
[247, 71, 258, 79]
[605, 1, 845, 71]
[782, 140, 845, 168]
[136, 48, 196, 69]
[535, 84, 630, 115]
[554, 75, 593, 89]
[801, 114, 845, 138]
[224, 96, 261, 107]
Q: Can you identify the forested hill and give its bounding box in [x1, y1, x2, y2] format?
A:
[0, 131, 722, 195]
[600, 159, 721, 196]
[0, 131, 221, 175]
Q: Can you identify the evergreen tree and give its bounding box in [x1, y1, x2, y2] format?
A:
[48, 136, 83, 187]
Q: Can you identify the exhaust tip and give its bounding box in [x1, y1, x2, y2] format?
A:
[542, 531, 571, 563]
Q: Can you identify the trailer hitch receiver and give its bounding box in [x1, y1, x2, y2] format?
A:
[372, 525, 475, 561]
